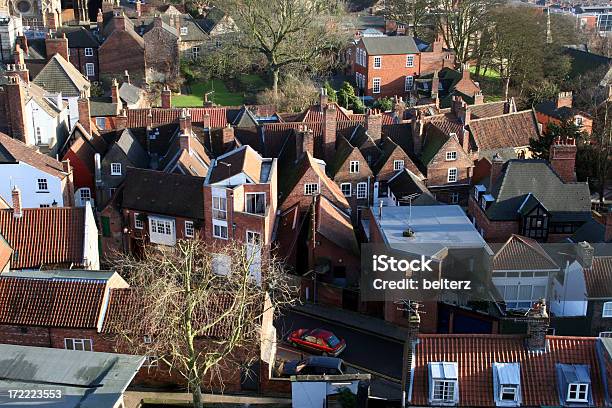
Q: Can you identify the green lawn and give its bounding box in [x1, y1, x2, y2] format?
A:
[469, 66, 501, 79]
[174, 79, 245, 107]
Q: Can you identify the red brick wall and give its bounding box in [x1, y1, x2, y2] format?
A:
[281, 167, 348, 214]
[425, 136, 472, 188]
[63, 148, 95, 198]
[363, 51, 420, 98]
[310, 234, 361, 286]
[468, 196, 518, 242]
[99, 30, 145, 85]
[68, 47, 99, 82]
[333, 148, 373, 214]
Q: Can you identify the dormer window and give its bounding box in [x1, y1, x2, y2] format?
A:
[180, 26, 188, 35]
[474, 184, 485, 201]
[428, 362, 459, 405]
[567, 383, 589, 403]
[493, 362, 521, 407]
[500, 386, 517, 402]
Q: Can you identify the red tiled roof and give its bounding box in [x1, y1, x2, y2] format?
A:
[0, 208, 85, 269]
[0, 132, 68, 179]
[317, 196, 358, 255]
[469, 110, 539, 151]
[493, 235, 559, 271]
[412, 334, 605, 407]
[427, 113, 465, 137]
[584, 256, 612, 298]
[0, 276, 106, 328]
[470, 101, 507, 119]
[126, 107, 227, 128]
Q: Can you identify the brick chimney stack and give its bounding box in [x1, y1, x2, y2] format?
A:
[295, 125, 314, 160]
[490, 153, 504, 188]
[222, 124, 234, 147]
[549, 137, 577, 183]
[111, 78, 119, 104]
[474, 90, 484, 105]
[411, 110, 424, 155]
[525, 299, 549, 352]
[393, 96, 406, 123]
[11, 186, 22, 218]
[432, 32, 444, 53]
[202, 113, 211, 129]
[179, 133, 191, 151]
[366, 108, 383, 141]
[112, 10, 127, 31]
[12, 45, 29, 84]
[45, 10, 59, 30]
[4, 72, 28, 143]
[116, 109, 128, 130]
[78, 90, 91, 135]
[322, 103, 337, 162]
[97, 9, 103, 26]
[556, 91, 573, 109]
[135, 0, 142, 17]
[161, 86, 172, 108]
[461, 63, 470, 81]
[179, 108, 191, 133]
[319, 87, 328, 108]
[431, 70, 439, 100]
[45, 33, 69, 62]
[124, 70, 130, 85]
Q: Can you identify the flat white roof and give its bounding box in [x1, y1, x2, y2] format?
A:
[373, 205, 492, 254]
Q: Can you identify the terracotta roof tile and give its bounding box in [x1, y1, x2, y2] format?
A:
[0, 208, 85, 269]
[493, 235, 559, 271]
[469, 110, 539, 151]
[470, 101, 507, 119]
[0, 276, 106, 328]
[412, 334, 605, 407]
[583, 257, 612, 298]
[0, 132, 68, 179]
[317, 196, 358, 254]
[126, 107, 227, 128]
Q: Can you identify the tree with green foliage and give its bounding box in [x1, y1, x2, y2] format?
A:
[373, 97, 394, 112]
[529, 120, 584, 160]
[337, 81, 365, 113]
[323, 81, 338, 103]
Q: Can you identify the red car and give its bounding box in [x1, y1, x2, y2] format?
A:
[287, 328, 346, 356]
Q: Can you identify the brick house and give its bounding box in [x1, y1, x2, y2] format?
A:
[98, 10, 146, 85]
[0, 194, 99, 269]
[469, 141, 592, 242]
[350, 35, 454, 98]
[57, 26, 101, 82]
[142, 16, 179, 83]
[535, 91, 593, 135]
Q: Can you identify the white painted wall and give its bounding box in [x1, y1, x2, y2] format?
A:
[550, 261, 588, 317]
[66, 96, 79, 130]
[0, 162, 64, 208]
[82, 202, 100, 270]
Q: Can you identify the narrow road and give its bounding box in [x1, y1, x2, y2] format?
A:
[275, 309, 404, 381]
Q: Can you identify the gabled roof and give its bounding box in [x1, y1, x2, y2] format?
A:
[583, 257, 612, 298]
[57, 26, 101, 48]
[0, 132, 68, 179]
[485, 160, 591, 222]
[0, 207, 87, 269]
[468, 110, 539, 151]
[493, 235, 559, 271]
[316, 196, 358, 255]
[119, 82, 145, 106]
[25, 82, 66, 117]
[411, 335, 606, 407]
[0, 271, 112, 328]
[387, 168, 432, 201]
[570, 218, 609, 243]
[360, 36, 419, 55]
[207, 145, 264, 184]
[33, 54, 90, 97]
[470, 100, 508, 119]
[535, 100, 588, 121]
[328, 137, 358, 177]
[121, 167, 205, 219]
[114, 129, 149, 168]
[196, 7, 226, 33]
[126, 108, 227, 128]
[372, 137, 422, 178]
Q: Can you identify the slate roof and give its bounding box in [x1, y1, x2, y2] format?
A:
[361, 36, 419, 55]
[493, 235, 559, 271]
[387, 168, 432, 200]
[0, 273, 106, 327]
[535, 100, 587, 121]
[570, 218, 609, 243]
[468, 110, 539, 151]
[196, 7, 226, 33]
[115, 129, 149, 168]
[0, 207, 87, 269]
[0, 132, 68, 179]
[33, 54, 90, 97]
[122, 167, 205, 219]
[411, 335, 606, 407]
[328, 137, 358, 177]
[90, 97, 120, 117]
[119, 82, 144, 106]
[485, 160, 591, 222]
[57, 26, 101, 48]
[583, 257, 612, 298]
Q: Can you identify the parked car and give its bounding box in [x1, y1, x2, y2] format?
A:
[287, 328, 346, 356]
[280, 356, 347, 377]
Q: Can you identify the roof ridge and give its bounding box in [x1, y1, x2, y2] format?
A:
[470, 109, 532, 123]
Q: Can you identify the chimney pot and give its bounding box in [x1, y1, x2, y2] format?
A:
[11, 186, 22, 218]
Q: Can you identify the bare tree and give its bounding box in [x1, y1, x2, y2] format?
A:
[384, 0, 432, 38]
[106, 238, 298, 408]
[214, 0, 348, 95]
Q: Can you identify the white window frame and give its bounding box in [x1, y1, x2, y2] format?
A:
[143, 335, 153, 344]
[134, 212, 144, 229]
[405, 75, 413, 91]
[566, 383, 589, 403]
[84, 47, 94, 56]
[64, 338, 93, 351]
[212, 195, 227, 220]
[85, 62, 95, 77]
[446, 151, 457, 161]
[341, 183, 352, 197]
[357, 182, 367, 199]
[95, 117, 105, 130]
[500, 386, 518, 402]
[79, 188, 91, 204]
[213, 223, 228, 239]
[150, 218, 173, 236]
[603, 302, 612, 317]
[192, 46, 200, 59]
[575, 115, 583, 126]
[111, 163, 122, 176]
[245, 192, 266, 215]
[180, 26, 188, 35]
[185, 220, 194, 238]
[373, 77, 381, 94]
[447, 168, 458, 183]
[406, 55, 414, 68]
[304, 183, 319, 195]
[350, 161, 360, 173]
[37, 178, 48, 191]
[373, 56, 382, 69]
[393, 160, 404, 171]
[431, 379, 456, 402]
[143, 355, 158, 367]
